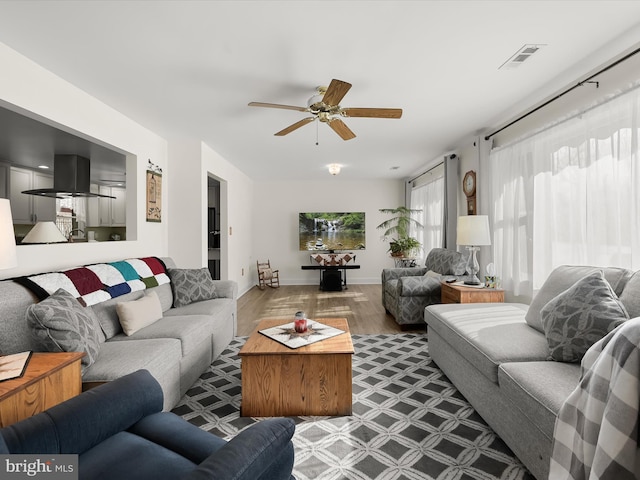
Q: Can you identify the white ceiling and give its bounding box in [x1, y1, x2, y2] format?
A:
[0, 1, 639, 181]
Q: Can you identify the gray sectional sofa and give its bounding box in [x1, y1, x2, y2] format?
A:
[0, 256, 237, 410]
[425, 265, 640, 480]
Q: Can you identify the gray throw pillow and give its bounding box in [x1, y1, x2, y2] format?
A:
[168, 268, 218, 308]
[526, 265, 633, 333]
[540, 271, 629, 363]
[26, 288, 103, 371]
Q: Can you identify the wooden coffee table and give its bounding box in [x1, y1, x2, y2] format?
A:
[239, 318, 354, 417]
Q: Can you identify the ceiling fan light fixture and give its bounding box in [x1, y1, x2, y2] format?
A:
[249, 78, 402, 141]
[328, 163, 341, 176]
[307, 93, 324, 108]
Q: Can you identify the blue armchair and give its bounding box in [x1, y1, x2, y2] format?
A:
[0, 369, 296, 480]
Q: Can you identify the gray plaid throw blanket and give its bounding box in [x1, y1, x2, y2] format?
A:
[550, 318, 640, 479]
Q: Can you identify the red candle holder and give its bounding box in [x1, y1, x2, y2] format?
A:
[294, 318, 308, 333]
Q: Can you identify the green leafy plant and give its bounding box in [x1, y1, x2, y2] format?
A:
[376, 206, 423, 257]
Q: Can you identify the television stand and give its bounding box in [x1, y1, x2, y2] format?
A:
[300, 265, 361, 291]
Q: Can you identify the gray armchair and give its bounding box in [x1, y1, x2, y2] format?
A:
[382, 247, 467, 326]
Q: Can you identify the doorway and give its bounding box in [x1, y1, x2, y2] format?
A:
[207, 176, 220, 280]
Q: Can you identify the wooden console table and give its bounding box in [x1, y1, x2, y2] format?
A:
[301, 264, 361, 291]
[0, 352, 84, 427]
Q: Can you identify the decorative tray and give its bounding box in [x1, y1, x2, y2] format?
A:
[259, 320, 345, 349]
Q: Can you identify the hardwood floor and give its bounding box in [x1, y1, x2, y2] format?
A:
[237, 284, 425, 336]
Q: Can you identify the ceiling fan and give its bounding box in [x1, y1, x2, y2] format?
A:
[248, 79, 402, 141]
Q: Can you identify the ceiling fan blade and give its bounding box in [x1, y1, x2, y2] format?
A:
[248, 102, 308, 112]
[328, 118, 356, 141]
[342, 107, 403, 119]
[322, 79, 352, 106]
[274, 117, 316, 136]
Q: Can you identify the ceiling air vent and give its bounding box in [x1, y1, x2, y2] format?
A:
[499, 44, 546, 69]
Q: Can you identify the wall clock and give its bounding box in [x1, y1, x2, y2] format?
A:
[463, 170, 476, 215]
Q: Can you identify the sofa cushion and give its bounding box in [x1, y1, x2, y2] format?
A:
[188, 418, 296, 480]
[92, 284, 173, 340]
[398, 275, 441, 297]
[82, 338, 181, 384]
[525, 265, 633, 333]
[168, 268, 218, 308]
[116, 291, 163, 336]
[424, 248, 467, 275]
[619, 270, 640, 318]
[110, 315, 213, 357]
[0, 281, 43, 353]
[80, 431, 197, 480]
[498, 361, 581, 441]
[129, 412, 226, 464]
[26, 288, 104, 370]
[540, 271, 629, 362]
[163, 297, 235, 320]
[425, 303, 549, 383]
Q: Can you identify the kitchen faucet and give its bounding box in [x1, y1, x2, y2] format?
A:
[68, 229, 85, 242]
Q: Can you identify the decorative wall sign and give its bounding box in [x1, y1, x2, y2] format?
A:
[146, 170, 162, 222]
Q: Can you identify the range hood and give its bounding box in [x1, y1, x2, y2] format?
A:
[22, 154, 115, 199]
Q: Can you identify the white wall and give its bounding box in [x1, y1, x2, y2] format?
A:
[202, 143, 254, 294]
[165, 138, 255, 294]
[0, 42, 168, 279]
[251, 179, 404, 288]
[167, 136, 203, 268]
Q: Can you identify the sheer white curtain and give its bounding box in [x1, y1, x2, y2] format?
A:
[489, 84, 640, 298]
[410, 174, 445, 260]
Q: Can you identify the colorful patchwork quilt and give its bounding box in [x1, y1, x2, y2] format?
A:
[16, 257, 170, 307]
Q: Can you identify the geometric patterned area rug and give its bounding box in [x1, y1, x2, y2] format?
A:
[172, 334, 534, 480]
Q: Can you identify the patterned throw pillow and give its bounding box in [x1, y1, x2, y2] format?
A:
[26, 288, 103, 370]
[540, 271, 629, 363]
[168, 268, 218, 308]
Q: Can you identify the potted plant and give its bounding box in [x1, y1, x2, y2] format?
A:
[376, 206, 423, 257]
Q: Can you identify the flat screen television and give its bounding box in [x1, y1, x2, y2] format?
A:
[299, 212, 365, 251]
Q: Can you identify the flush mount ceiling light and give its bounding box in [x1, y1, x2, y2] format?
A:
[328, 163, 341, 176]
[499, 44, 546, 69]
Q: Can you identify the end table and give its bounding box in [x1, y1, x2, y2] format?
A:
[0, 352, 84, 427]
[441, 281, 505, 304]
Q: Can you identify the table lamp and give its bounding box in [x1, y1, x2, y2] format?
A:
[22, 221, 68, 244]
[457, 215, 491, 285]
[0, 199, 18, 270]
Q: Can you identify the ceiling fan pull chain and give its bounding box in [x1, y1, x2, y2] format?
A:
[316, 119, 319, 146]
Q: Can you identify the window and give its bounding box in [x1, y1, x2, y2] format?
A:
[488, 84, 640, 298]
[409, 164, 445, 259]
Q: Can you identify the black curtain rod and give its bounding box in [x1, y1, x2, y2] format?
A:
[484, 45, 640, 141]
[407, 160, 444, 184]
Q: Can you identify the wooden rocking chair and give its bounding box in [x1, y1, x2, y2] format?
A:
[257, 260, 280, 289]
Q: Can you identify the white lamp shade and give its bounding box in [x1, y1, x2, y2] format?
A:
[0, 199, 18, 269]
[22, 222, 68, 244]
[457, 215, 491, 246]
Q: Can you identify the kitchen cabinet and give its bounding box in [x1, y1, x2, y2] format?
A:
[9, 167, 55, 224]
[89, 185, 125, 227]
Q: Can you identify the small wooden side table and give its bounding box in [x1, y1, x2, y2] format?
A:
[0, 352, 84, 427]
[441, 282, 505, 304]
